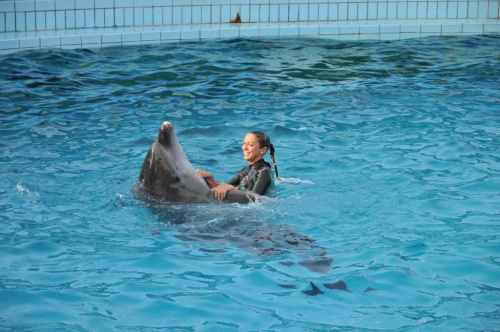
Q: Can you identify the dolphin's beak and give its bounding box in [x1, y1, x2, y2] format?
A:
[158, 122, 173, 145]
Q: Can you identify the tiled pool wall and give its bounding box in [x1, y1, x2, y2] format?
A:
[0, 0, 499, 53]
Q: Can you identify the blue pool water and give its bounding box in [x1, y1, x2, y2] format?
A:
[1, 36, 499, 330]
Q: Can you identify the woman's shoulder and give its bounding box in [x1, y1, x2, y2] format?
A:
[254, 159, 271, 170]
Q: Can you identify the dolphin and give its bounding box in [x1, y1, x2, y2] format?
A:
[134, 122, 255, 204]
[134, 122, 336, 275]
[302, 282, 324, 296]
[324, 280, 350, 292]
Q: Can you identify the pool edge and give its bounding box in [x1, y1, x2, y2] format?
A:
[0, 19, 499, 54]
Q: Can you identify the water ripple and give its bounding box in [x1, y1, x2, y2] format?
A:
[0, 35, 499, 330]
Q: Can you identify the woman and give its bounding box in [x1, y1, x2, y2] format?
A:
[196, 131, 278, 200]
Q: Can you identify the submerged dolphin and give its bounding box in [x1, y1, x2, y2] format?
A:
[134, 122, 255, 204]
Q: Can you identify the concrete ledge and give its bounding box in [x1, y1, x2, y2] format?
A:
[1, 19, 499, 54]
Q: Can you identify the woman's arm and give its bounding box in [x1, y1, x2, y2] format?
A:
[197, 169, 241, 200]
[196, 169, 221, 189]
[216, 167, 272, 200]
[250, 168, 272, 195]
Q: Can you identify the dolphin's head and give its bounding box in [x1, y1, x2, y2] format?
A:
[136, 122, 211, 202]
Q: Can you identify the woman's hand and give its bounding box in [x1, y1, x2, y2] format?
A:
[213, 184, 235, 200]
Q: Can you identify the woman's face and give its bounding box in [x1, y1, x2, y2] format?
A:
[242, 133, 267, 164]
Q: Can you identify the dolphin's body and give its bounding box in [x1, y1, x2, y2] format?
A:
[134, 122, 254, 204]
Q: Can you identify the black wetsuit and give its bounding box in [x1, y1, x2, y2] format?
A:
[227, 159, 274, 196]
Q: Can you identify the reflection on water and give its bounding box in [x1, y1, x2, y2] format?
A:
[0, 36, 499, 330]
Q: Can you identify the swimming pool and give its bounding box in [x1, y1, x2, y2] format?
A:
[1, 35, 499, 330]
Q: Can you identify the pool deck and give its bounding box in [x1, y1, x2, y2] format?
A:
[1, 18, 499, 54]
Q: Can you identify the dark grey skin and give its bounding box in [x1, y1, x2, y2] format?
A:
[134, 122, 255, 204]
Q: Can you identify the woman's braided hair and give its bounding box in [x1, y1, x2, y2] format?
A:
[250, 131, 279, 178]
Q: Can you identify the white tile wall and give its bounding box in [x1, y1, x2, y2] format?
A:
[0, 0, 499, 53]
